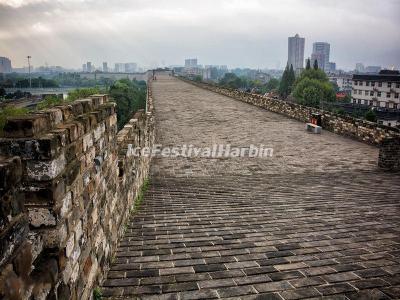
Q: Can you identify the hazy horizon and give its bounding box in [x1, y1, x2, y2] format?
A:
[0, 0, 399, 71]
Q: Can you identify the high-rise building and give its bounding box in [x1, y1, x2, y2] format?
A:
[355, 63, 365, 73]
[114, 63, 124, 73]
[103, 62, 108, 73]
[311, 42, 330, 72]
[185, 59, 198, 68]
[288, 34, 305, 73]
[86, 62, 92, 73]
[124, 63, 137, 73]
[328, 62, 336, 72]
[0, 57, 12, 73]
[82, 63, 87, 72]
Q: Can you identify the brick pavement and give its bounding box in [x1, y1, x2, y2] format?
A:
[102, 74, 400, 299]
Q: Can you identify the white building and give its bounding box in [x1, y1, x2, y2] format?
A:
[351, 70, 400, 109]
[86, 62, 92, 73]
[0, 57, 12, 73]
[288, 34, 305, 73]
[185, 58, 198, 68]
[114, 63, 124, 73]
[103, 62, 108, 73]
[329, 74, 352, 92]
[124, 63, 137, 73]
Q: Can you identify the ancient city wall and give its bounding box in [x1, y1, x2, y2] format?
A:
[0, 85, 155, 299]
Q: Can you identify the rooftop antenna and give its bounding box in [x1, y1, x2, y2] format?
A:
[27, 55, 32, 88]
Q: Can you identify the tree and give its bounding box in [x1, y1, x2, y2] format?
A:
[218, 73, 245, 89]
[0, 88, 5, 97]
[293, 77, 336, 108]
[306, 59, 311, 70]
[265, 78, 280, 92]
[313, 59, 319, 70]
[365, 109, 377, 122]
[109, 79, 147, 130]
[288, 64, 295, 87]
[278, 65, 290, 98]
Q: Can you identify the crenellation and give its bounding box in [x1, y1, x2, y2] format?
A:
[0, 82, 154, 299]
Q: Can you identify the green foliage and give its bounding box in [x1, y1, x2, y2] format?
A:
[14, 77, 59, 88]
[264, 78, 280, 92]
[131, 178, 150, 214]
[93, 287, 102, 300]
[218, 73, 246, 89]
[365, 109, 377, 122]
[109, 79, 146, 130]
[36, 95, 63, 110]
[278, 64, 295, 98]
[0, 88, 5, 97]
[296, 68, 328, 83]
[0, 106, 29, 132]
[194, 75, 202, 82]
[293, 78, 336, 108]
[67, 87, 104, 101]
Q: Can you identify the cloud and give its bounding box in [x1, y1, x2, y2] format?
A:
[0, 0, 399, 70]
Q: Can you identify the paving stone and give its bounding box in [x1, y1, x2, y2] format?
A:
[198, 278, 236, 289]
[193, 264, 226, 273]
[209, 270, 246, 279]
[346, 288, 391, 300]
[279, 287, 321, 299]
[254, 281, 293, 293]
[217, 285, 258, 297]
[233, 274, 272, 285]
[316, 283, 357, 295]
[161, 282, 198, 293]
[322, 271, 360, 283]
[289, 276, 326, 288]
[160, 267, 195, 276]
[225, 261, 260, 269]
[179, 289, 219, 300]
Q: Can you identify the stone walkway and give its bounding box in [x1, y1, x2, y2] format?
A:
[102, 74, 400, 299]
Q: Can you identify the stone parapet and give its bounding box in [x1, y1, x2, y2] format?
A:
[0, 86, 154, 299]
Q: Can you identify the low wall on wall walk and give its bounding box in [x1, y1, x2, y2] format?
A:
[0, 85, 155, 299]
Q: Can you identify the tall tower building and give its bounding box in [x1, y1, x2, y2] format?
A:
[288, 34, 305, 73]
[86, 62, 92, 73]
[311, 42, 330, 72]
[103, 62, 108, 72]
[0, 57, 12, 73]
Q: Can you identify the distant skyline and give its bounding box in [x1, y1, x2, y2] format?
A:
[0, 0, 399, 71]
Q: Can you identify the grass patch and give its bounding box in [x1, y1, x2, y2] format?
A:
[131, 178, 150, 214]
[93, 287, 102, 300]
[0, 106, 29, 132]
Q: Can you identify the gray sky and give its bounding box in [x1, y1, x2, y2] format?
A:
[0, 0, 399, 70]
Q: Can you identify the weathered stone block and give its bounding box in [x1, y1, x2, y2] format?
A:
[0, 214, 29, 268]
[0, 156, 22, 194]
[21, 178, 65, 206]
[3, 114, 50, 138]
[77, 99, 94, 113]
[28, 207, 57, 228]
[36, 108, 63, 127]
[26, 154, 66, 181]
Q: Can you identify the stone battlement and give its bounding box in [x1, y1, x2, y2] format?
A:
[0, 87, 155, 298]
